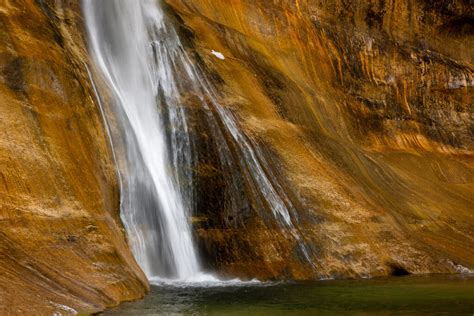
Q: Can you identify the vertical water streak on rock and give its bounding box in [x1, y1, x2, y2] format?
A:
[195, 72, 315, 264]
[161, 16, 315, 266]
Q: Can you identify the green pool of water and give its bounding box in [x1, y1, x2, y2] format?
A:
[103, 275, 474, 315]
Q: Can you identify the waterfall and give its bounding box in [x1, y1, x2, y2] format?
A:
[83, 0, 201, 281]
[83, 0, 313, 283]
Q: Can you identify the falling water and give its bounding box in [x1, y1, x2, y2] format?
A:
[83, 0, 313, 282]
[83, 0, 201, 280]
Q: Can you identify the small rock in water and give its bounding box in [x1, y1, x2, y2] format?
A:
[211, 50, 225, 60]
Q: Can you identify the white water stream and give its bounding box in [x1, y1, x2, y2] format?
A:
[83, 0, 203, 280]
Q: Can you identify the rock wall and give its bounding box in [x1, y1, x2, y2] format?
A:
[165, 0, 474, 280]
[0, 1, 147, 314]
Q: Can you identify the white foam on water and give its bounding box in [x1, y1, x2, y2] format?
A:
[150, 273, 265, 288]
[449, 260, 474, 274]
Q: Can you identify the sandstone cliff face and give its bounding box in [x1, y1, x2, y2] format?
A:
[165, 0, 473, 280]
[0, 1, 147, 314]
[0, 0, 473, 313]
